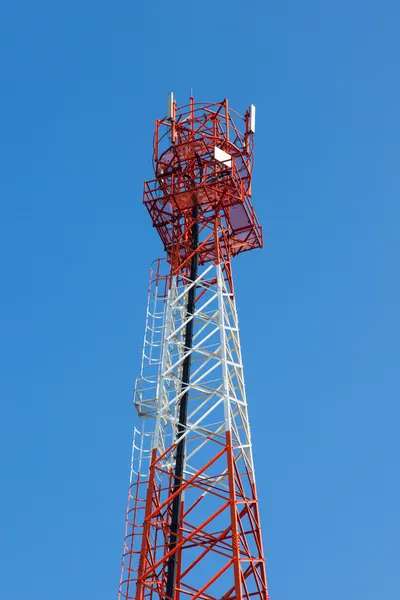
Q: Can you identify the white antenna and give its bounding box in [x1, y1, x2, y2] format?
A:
[167, 92, 174, 120]
[214, 146, 232, 169]
[249, 104, 256, 133]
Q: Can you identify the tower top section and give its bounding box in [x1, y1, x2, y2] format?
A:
[143, 96, 263, 274]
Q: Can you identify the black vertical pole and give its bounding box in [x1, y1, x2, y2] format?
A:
[165, 201, 198, 600]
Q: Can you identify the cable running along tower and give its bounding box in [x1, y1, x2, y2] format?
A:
[119, 96, 269, 600]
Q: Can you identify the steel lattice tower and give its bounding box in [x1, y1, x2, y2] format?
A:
[119, 96, 269, 600]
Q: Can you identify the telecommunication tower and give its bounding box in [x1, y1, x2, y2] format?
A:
[118, 96, 269, 600]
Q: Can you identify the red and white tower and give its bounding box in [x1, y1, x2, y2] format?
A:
[119, 96, 269, 600]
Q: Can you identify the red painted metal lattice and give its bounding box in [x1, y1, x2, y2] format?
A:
[118, 97, 269, 600]
[143, 98, 262, 276]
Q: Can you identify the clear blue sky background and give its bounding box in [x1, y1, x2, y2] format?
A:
[1, 1, 399, 599]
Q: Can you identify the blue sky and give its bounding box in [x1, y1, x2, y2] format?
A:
[1, 1, 399, 598]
